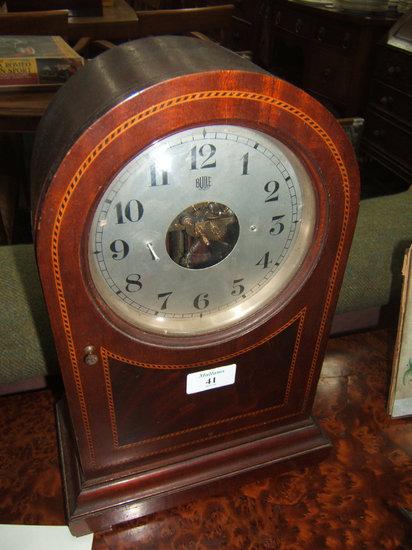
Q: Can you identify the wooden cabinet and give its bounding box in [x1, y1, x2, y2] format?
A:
[253, 0, 396, 116]
[362, 12, 412, 184]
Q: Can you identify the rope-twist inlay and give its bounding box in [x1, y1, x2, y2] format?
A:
[102, 310, 306, 449]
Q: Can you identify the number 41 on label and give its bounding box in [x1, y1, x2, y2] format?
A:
[186, 364, 237, 395]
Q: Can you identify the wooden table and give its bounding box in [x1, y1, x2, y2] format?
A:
[0, 0, 139, 41]
[0, 91, 54, 132]
[67, 0, 139, 41]
[1, 329, 411, 547]
[0, 0, 139, 132]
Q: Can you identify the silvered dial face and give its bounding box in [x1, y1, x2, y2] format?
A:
[88, 124, 316, 336]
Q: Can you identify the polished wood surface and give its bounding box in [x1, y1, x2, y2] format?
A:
[0, 0, 138, 40]
[67, 0, 138, 40]
[6, 0, 102, 17]
[1, 329, 411, 547]
[253, 0, 397, 116]
[134, 4, 234, 40]
[0, 8, 69, 34]
[0, 91, 54, 132]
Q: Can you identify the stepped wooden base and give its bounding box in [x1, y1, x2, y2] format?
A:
[56, 401, 331, 536]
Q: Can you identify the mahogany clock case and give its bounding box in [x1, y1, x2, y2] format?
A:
[31, 37, 360, 534]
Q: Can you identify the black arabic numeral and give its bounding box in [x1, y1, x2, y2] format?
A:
[150, 163, 169, 186]
[191, 144, 216, 170]
[256, 252, 272, 269]
[158, 291, 173, 310]
[125, 274, 142, 292]
[115, 199, 144, 224]
[193, 292, 209, 310]
[242, 152, 249, 175]
[269, 215, 285, 236]
[264, 180, 280, 202]
[231, 278, 245, 296]
[110, 239, 129, 260]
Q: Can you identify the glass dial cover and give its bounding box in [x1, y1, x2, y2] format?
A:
[88, 124, 316, 336]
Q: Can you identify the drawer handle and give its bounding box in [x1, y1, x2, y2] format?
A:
[295, 18, 302, 33]
[322, 68, 331, 80]
[379, 95, 394, 107]
[342, 33, 351, 50]
[387, 65, 402, 76]
[373, 129, 386, 139]
[317, 26, 326, 42]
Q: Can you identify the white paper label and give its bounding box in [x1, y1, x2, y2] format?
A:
[186, 364, 237, 395]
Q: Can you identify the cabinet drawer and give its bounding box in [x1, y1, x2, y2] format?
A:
[305, 50, 351, 105]
[369, 80, 412, 128]
[273, 7, 315, 39]
[363, 110, 412, 167]
[272, 8, 356, 52]
[314, 20, 356, 53]
[374, 46, 412, 93]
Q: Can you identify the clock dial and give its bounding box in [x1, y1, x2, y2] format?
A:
[88, 124, 316, 336]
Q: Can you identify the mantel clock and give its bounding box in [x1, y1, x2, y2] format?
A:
[31, 36, 359, 535]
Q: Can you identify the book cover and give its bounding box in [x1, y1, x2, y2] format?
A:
[388, 244, 412, 418]
[0, 35, 84, 91]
